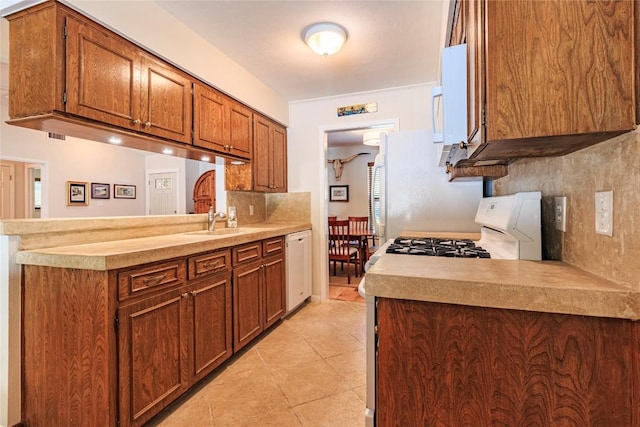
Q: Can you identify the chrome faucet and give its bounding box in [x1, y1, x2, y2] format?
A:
[208, 207, 227, 231]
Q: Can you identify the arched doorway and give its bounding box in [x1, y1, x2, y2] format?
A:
[193, 170, 216, 214]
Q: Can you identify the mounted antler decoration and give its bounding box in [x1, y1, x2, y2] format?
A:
[327, 152, 369, 181]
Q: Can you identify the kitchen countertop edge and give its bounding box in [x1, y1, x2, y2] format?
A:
[365, 255, 640, 320]
[15, 222, 311, 270]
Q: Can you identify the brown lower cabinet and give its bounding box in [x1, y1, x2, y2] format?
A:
[376, 298, 640, 426]
[22, 237, 284, 427]
[233, 237, 286, 351]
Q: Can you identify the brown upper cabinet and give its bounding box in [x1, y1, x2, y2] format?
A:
[224, 114, 288, 193]
[65, 15, 193, 143]
[454, 0, 636, 163]
[193, 83, 253, 159]
[7, 0, 284, 166]
[253, 114, 287, 193]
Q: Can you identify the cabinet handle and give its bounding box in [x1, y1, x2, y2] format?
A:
[143, 121, 151, 128]
[143, 273, 168, 284]
[191, 291, 197, 297]
[202, 260, 219, 269]
[132, 119, 140, 125]
[229, 145, 233, 150]
[181, 293, 188, 298]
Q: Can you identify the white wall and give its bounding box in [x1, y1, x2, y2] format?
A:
[288, 83, 434, 299]
[327, 145, 377, 219]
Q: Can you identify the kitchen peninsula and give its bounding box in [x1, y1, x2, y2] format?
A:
[364, 255, 640, 426]
[4, 209, 310, 427]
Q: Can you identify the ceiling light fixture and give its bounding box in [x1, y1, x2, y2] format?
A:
[303, 22, 347, 57]
[363, 130, 381, 146]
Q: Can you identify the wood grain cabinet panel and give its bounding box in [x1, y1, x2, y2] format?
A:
[193, 83, 253, 159]
[232, 237, 286, 350]
[465, 0, 636, 162]
[190, 272, 233, 383]
[377, 298, 640, 426]
[233, 259, 264, 350]
[253, 114, 288, 193]
[118, 288, 189, 427]
[65, 14, 141, 130]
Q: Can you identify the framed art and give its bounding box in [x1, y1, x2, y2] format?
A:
[114, 184, 136, 199]
[329, 185, 349, 202]
[91, 183, 110, 199]
[66, 181, 89, 206]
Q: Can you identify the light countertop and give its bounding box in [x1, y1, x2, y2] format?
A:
[16, 222, 311, 270]
[364, 253, 640, 320]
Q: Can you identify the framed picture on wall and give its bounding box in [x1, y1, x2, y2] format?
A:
[114, 184, 136, 199]
[91, 183, 110, 199]
[66, 181, 89, 206]
[329, 185, 349, 202]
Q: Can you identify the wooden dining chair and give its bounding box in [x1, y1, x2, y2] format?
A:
[348, 216, 370, 269]
[328, 220, 360, 284]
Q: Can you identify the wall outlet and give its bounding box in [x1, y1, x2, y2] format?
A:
[249, 205, 254, 216]
[595, 191, 613, 236]
[554, 196, 566, 232]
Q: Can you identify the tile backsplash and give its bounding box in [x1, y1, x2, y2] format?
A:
[494, 128, 640, 287]
[227, 191, 311, 225]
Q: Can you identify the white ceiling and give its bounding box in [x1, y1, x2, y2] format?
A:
[156, 0, 447, 102]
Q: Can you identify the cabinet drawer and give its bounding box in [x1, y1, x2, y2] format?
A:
[118, 259, 186, 301]
[263, 237, 284, 256]
[188, 249, 231, 280]
[232, 242, 262, 266]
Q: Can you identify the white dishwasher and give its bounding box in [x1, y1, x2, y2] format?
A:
[285, 230, 312, 314]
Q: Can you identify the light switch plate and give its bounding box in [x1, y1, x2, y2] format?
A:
[554, 196, 566, 232]
[595, 191, 613, 236]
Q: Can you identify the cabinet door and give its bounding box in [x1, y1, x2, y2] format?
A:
[263, 253, 285, 329]
[252, 115, 272, 192]
[228, 101, 253, 159]
[233, 260, 263, 351]
[270, 123, 287, 193]
[65, 14, 140, 130]
[118, 289, 189, 427]
[484, 1, 634, 141]
[140, 54, 193, 144]
[190, 272, 233, 384]
[193, 83, 229, 152]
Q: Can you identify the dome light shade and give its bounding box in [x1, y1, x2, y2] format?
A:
[303, 22, 347, 56]
[363, 130, 381, 146]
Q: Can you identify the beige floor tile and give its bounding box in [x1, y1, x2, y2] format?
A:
[271, 359, 351, 407]
[305, 333, 364, 359]
[256, 336, 321, 370]
[146, 300, 367, 426]
[352, 385, 367, 403]
[293, 390, 366, 427]
[325, 349, 366, 389]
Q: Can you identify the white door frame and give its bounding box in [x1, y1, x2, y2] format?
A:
[0, 157, 49, 219]
[319, 118, 399, 301]
[145, 169, 181, 215]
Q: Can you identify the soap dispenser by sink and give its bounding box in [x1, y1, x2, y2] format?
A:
[227, 206, 237, 228]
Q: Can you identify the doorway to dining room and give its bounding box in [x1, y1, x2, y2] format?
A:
[324, 119, 397, 302]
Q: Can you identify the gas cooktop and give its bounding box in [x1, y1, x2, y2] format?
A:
[386, 237, 491, 258]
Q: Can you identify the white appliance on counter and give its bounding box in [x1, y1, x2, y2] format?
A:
[431, 43, 469, 167]
[285, 230, 312, 314]
[371, 129, 482, 243]
[359, 191, 541, 426]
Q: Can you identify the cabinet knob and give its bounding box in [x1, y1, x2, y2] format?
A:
[191, 291, 197, 297]
[144, 121, 152, 128]
[181, 293, 188, 298]
[459, 141, 468, 149]
[229, 145, 233, 150]
[132, 119, 140, 125]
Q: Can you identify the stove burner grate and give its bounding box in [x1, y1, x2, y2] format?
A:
[386, 237, 491, 258]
